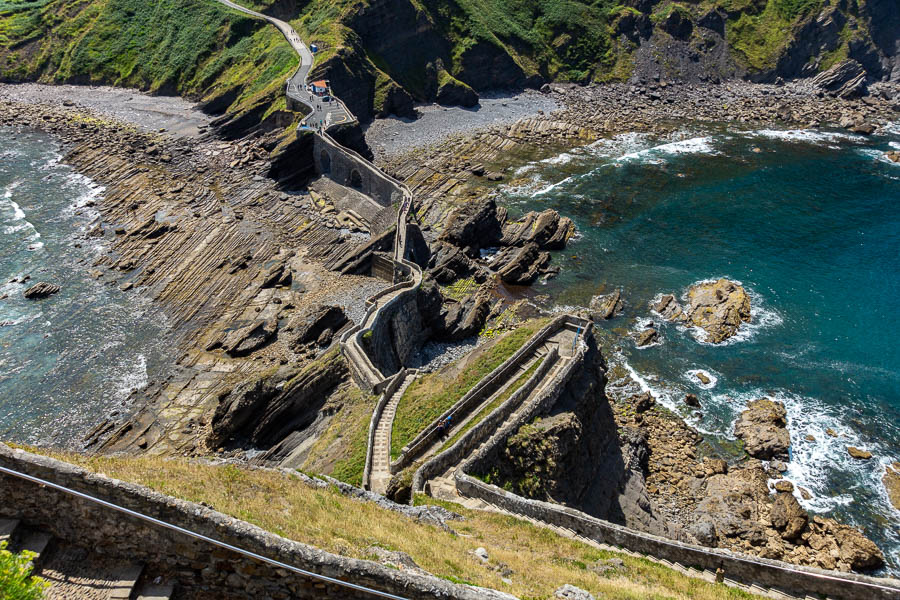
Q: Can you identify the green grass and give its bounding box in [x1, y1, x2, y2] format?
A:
[725, 0, 824, 70]
[390, 318, 548, 461]
[436, 356, 544, 455]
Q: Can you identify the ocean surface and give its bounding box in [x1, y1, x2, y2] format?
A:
[0, 128, 172, 447]
[500, 123, 900, 572]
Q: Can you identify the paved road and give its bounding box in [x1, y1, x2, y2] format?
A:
[215, 0, 353, 128]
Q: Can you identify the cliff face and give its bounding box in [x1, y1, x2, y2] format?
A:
[2, 0, 897, 126]
[481, 335, 671, 537]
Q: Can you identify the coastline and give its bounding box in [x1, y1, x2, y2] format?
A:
[3, 79, 900, 576]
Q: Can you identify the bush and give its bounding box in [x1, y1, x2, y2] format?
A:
[0, 541, 49, 600]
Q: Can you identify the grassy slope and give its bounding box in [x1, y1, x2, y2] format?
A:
[0, 0, 297, 116]
[390, 318, 548, 461]
[16, 447, 760, 600]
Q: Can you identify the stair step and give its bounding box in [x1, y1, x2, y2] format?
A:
[0, 519, 19, 543]
[18, 531, 51, 560]
[109, 564, 145, 600]
[137, 582, 175, 600]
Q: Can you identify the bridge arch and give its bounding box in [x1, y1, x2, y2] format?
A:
[349, 169, 363, 189]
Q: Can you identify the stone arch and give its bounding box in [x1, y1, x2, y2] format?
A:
[349, 169, 363, 189]
[320, 150, 331, 174]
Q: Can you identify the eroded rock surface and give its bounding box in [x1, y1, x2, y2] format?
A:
[23, 282, 60, 299]
[652, 279, 751, 343]
[734, 398, 791, 460]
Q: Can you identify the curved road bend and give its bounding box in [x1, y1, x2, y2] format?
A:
[214, 0, 352, 127]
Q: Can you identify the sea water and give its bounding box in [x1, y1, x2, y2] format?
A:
[0, 128, 172, 447]
[501, 123, 900, 572]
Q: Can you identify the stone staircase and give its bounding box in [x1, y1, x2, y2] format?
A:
[425, 354, 571, 503]
[370, 374, 417, 494]
[1, 518, 174, 600]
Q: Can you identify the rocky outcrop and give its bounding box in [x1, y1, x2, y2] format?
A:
[23, 282, 60, 299]
[500, 210, 575, 250]
[813, 59, 868, 99]
[589, 289, 623, 320]
[734, 398, 791, 460]
[493, 243, 552, 285]
[417, 279, 492, 341]
[653, 279, 751, 344]
[209, 349, 348, 448]
[884, 462, 900, 512]
[688, 462, 884, 571]
[281, 305, 348, 351]
[634, 327, 659, 347]
[217, 318, 279, 357]
[436, 74, 479, 108]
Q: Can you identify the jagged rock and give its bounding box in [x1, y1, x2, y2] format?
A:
[687, 519, 718, 546]
[385, 471, 412, 505]
[691, 465, 769, 542]
[774, 480, 794, 493]
[23, 282, 60, 299]
[682, 278, 751, 343]
[831, 521, 884, 570]
[771, 492, 808, 540]
[418, 279, 492, 342]
[631, 391, 655, 413]
[812, 59, 868, 99]
[884, 463, 900, 512]
[886, 151, 900, 163]
[589, 289, 623, 320]
[651, 294, 684, 321]
[436, 75, 479, 108]
[221, 318, 278, 356]
[209, 350, 347, 448]
[494, 242, 551, 285]
[500, 209, 575, 250]
[555, 584, 595, 600]
[438, 198, 503, 253]
[260, 262, 292, 288]
[635, 327, 659, 347]
[659, 8, 692, 39]
[850, 123, 877, 135]
[684, 393, 701, 408]
[427, 242, 476, 283]
[847, 446, 873, 460]
[734, 398, 790, 460]
[281, 305, 347, 351]
[485, 171, 504, 182]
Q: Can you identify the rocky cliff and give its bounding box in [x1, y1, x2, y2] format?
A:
[478, 334, 673, 537]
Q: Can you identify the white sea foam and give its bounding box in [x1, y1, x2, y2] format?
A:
[533, 175, 574, 196]
[684, 368, 718, 389]
[111, 354, 150, 401]
[751, 128, 863, 145]
[889, 141, 900, 151]
[857, 147, 900, 167]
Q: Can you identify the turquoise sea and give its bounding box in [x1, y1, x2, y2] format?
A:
[0, 128, 172, 447]
[500, 123, 900, 572]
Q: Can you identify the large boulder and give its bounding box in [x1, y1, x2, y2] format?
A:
[280, 304, 347, 351]
[220, 318, 278, 356]
[500, 209, 575, 250]
[435, 73, 479, 108]
[771, 492, 808, 540]
[734, 398, 791, 460]
[684, 278, 751, 343]
[23, 282, 60, 299]
[437, 198, 503, 254]
[812, 59, 868, 99]
[494, 242, 552, 285]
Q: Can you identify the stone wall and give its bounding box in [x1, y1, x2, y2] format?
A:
[314, 134, 403, 207]
[0, 444, 514, 600]
[393, 315, 577, 473]
[364, 283, 428, 376]
[411, 348, 561, 494]
[362, 369, 415, 490]
[454, 474, 900, 600]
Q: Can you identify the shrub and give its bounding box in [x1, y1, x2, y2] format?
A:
[0, 541, 49, 600]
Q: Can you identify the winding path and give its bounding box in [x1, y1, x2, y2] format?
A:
[215, 0, 352, 127]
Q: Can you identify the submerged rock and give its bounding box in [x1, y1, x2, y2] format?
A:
[734, 398, 790, 460]
[23, 282, 60, 299]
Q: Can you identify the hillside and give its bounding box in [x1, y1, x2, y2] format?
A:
[2, 0, 897, 127]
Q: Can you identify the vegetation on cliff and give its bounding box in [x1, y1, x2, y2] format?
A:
[3, 0, 894, 126]
[16, 447, 763, 599]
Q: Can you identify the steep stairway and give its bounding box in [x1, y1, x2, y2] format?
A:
[0, 518, 174, 600]
[370, 374, 417, 494]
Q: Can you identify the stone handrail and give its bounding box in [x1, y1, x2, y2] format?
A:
[409, 347, 561, 495]
[391, 314, 583, 474]
[453, 473, 900, 600]
[361, 369, 415, 491]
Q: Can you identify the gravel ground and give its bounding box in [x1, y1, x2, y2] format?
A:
[0, 83, 211, 137]
[364, 91, 558, 163]
[408, 337, 481, 372]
